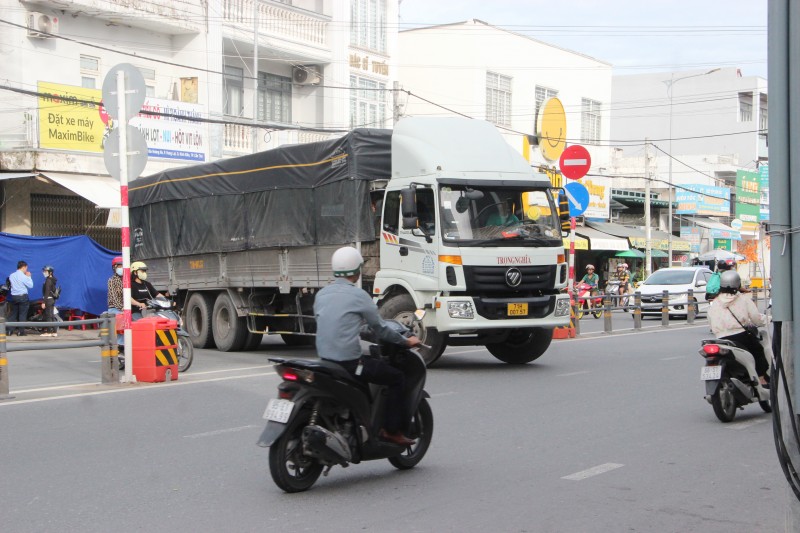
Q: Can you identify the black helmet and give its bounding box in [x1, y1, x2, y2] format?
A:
[42, 265, 54, 273]
[719, 270, 741, 293]
[716, 259, 733, 271]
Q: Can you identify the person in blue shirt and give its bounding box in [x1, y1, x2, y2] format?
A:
[8, 260, 34, 336]
[314, 246, 420, 446]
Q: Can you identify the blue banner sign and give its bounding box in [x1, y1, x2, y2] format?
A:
[675, 184, 731, 216]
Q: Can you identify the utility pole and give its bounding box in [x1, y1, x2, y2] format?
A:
[251, 0, 259, 152]
[644, 139, 652, 277]
[393, 81, 402, 124]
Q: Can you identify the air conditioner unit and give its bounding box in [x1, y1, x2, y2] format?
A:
[27, 12, 59, 38]
[292, 66, 321, 86]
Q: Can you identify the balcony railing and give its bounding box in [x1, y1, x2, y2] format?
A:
[223, 0, 328, 47]
[223, 123, 335, 154]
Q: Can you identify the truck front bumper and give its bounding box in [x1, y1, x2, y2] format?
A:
[434, 294, 571, 333]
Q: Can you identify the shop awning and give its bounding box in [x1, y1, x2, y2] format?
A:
[39, 172, 120, 209]
[587, 221, 692, 252]
[575, 226, 629, 251]
[689, 218, 741, 241]
[0, 172, 36, 180]
[563, 235, 589, 250]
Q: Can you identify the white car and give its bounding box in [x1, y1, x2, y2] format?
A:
[637, 267, 714, 316]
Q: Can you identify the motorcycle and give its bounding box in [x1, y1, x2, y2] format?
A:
[574, 282, 602, 319]
[605, 280, 629, 311]
[118, 296, 194, 372]
[257, 313, 433, 493]
[699, 328, 772, 422]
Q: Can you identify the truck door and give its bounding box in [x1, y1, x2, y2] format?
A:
[398, 188, 438, 284]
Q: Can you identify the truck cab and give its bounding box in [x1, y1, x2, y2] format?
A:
[373, 118, 571, 365]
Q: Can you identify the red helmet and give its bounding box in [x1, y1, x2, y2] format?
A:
[112, 256, 123, 269]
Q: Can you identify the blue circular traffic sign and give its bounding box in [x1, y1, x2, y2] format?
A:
[563, 181, 590, 217]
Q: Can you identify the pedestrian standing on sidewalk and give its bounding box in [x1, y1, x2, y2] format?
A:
[107, 256, 124, 349]
[40, 265, 59, 337]
[8, 260, 33, 336]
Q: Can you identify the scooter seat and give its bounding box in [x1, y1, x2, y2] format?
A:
[702, 339, 738, 347]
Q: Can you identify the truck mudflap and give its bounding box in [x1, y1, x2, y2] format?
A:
[434, 294, 570, 333]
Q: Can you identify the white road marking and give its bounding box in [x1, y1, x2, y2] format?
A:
[726, 418, 769, 430]
[562, 463, 624, 480]
[430, 391, 456, 398]
[556, 371, 590, 377]
[184, 425, 259, 439]
[567, 323, 711, 344]
[0, 371, 278, 407]
[660, 356, 685, 361]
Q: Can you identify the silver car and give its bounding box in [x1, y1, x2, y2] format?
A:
[637, 267, 713, 316]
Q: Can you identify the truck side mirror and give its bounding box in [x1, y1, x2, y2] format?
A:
[401, 188, 418, 229]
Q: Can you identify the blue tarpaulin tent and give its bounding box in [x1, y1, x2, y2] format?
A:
[0, 233, 119, 315]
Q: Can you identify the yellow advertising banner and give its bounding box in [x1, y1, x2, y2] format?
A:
[38, 82, 106, 153]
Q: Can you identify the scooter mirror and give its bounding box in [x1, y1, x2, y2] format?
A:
[413, 309, 426, 321]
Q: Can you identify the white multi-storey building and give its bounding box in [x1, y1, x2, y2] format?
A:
[397, 19, 613, 175]
[0, 0, 399, 247]
[610, 67, 768, 259]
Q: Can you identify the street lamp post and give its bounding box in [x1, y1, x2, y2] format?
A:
[663, 68, 721, 265]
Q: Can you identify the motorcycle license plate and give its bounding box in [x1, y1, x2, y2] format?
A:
[263, 399, 294, 423]
[701, 366, 722, 381]
[508, 303, 528, 316]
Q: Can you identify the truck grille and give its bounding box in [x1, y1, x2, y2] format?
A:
[463, 265, 556, 294]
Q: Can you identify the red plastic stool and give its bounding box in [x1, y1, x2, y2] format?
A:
[68, 310, 87, 330]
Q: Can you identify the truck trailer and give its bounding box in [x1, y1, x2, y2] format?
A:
[129, 117, 571, 365]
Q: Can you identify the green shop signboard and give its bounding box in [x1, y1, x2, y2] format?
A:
[735, 170, 760, 231]
[713, 238, 732, 251]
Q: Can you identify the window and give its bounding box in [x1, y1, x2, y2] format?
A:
[486, 72, 512, 126]
[224, 65, 244, 116]
[350, 75, 387, 128]
[350, 0, 386, 53]
[383, 191, 400, 234]
[415, 188, 436, 234]
[758, 94, 768, 135]
[80, 55, 99, 89]
[140, 67, 156, 98]
[581, 98, 601, 145]
[534, 86, 558, 123]
[739, 92, 753, 122]
[258, 72, 291, 123]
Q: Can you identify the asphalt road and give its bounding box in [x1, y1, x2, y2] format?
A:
[0, 324, 788, 532]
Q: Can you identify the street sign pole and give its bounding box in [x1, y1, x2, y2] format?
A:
[116, 70, 134, 384]
[569, 216, 576, 290]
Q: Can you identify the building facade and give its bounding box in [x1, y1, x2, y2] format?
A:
[0, 0, 399, 247]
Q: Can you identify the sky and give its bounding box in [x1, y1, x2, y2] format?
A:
[397, 0, 768, 79]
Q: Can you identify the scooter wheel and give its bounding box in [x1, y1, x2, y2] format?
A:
[388, 398, 433, 470]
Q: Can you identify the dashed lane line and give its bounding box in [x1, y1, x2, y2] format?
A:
[562, 463, 624, 480]
[556, 371, 590, 377]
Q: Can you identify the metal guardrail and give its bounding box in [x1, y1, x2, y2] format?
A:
[570, 287, 771, 336]
[0, 314, 119, 400]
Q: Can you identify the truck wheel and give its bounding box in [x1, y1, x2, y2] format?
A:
[212, 293, 248, 352]
[244, 331, 263, 350]
[486, 327, 553, 364]
[185, 292, 215, 349]
[379, 294, 447, 366]
[280, 334, 314, 347]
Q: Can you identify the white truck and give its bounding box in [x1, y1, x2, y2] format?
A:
[129, 117, 571, 365]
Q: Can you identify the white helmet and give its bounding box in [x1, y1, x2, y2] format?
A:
[331, 247, 363, 278]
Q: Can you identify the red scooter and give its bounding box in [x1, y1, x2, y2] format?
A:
[575, 282, 603, 319]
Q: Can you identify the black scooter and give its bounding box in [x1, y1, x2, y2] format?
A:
[257, 316, 433, 493]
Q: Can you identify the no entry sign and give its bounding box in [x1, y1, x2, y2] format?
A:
[559, 145, 591, 180]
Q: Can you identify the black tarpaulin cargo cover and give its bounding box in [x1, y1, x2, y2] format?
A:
[129, 129, 391, 258]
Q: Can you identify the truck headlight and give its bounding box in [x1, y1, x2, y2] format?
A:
[555, 298, 571, 317]
[447, 301, 474, 319]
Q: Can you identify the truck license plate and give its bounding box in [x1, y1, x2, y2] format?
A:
[263, 399, 294, 423]
[701, 366, 722, 381]
[507, 303, 528, 316]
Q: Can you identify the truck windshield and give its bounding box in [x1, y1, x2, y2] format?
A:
[439, 185, 562, 246]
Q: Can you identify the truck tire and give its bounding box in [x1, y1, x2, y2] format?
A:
[244, 331, 263, 350]
[486, 327, 553, 364]
[212, 293, 248, 352]
[379, 294, 447, 366]
[185, 292, 215, 349]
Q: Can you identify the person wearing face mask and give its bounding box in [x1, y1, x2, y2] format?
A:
[40, 265, 59, 337]
[130, 261, 167, 319]
[107, 257, 125, 349]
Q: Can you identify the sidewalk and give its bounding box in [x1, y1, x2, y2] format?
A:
[4, 326, 103, 344]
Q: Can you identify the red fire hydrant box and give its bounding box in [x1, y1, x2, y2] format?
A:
[131, 317, 179, 383]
